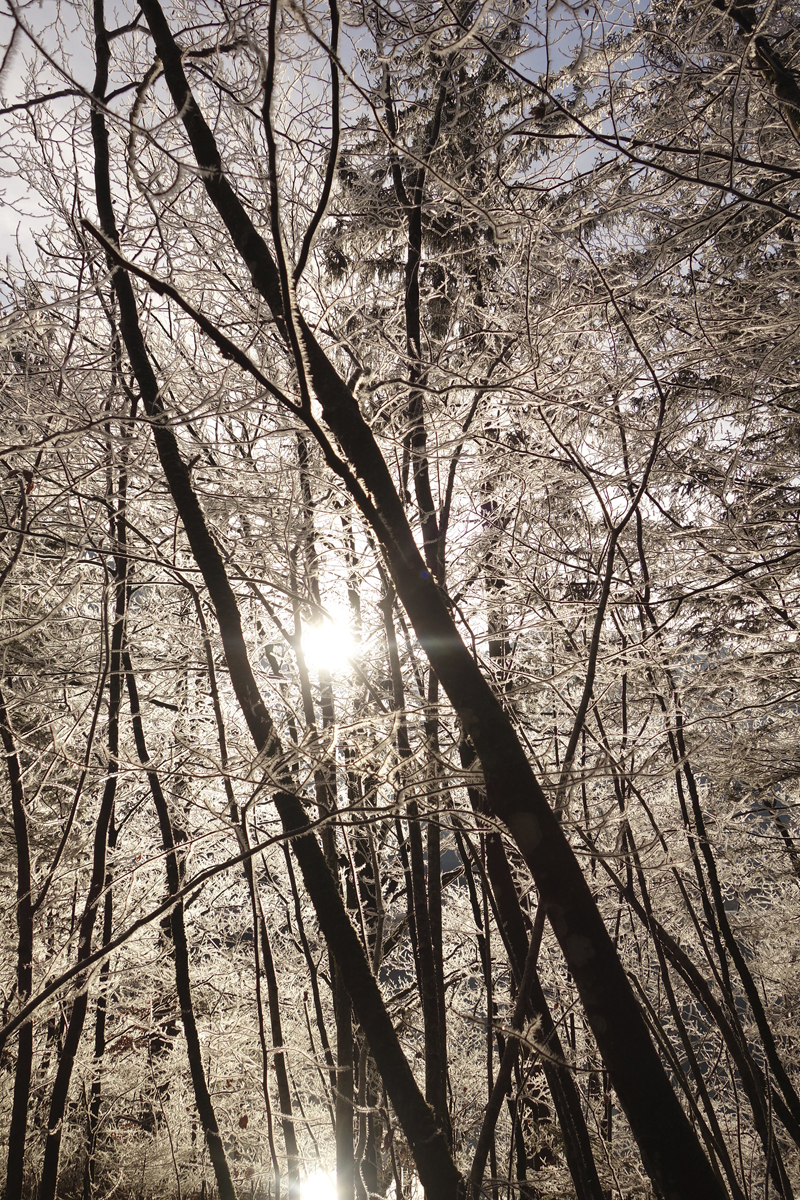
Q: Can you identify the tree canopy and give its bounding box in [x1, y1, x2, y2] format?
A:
[1, 0, 800, 1197]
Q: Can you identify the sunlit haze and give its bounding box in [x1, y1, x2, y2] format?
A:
[301, 613, 355, 674]
[299, 1171, 335, 1200]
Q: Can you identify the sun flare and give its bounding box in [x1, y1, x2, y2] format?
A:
[299, 1171, 336, 1200]
[301, 613, 355, 674]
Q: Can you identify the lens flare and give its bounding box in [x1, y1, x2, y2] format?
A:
[301, 612, 355, 674]
[299, 1171, 335, 1200]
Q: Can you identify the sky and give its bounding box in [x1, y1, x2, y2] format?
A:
[1, 0, 105, 268]
[0, 0, 643, 296]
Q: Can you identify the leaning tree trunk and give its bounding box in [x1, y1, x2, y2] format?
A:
[90, 68, 462, 1195]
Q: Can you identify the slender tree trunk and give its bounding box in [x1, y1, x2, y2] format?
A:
[37, 408, 129, 1199]
[259, 899, 301, 1197]
[0, 685, 34, 1200]
[380, 587, 450, 1147]
[424, 675, 450, 1142]
[333, 970, 355, 1200]
[295, 445, 356, 1200]
[284, 846, 338, 1112]
[38, 560, 125, 1200]
[631, 522, 800, 1152]
[83, 818, 117, 1200]
[594, 835, 796, 1198]
[84, 387, 132, 1200]
[470, 905, 545, 1197]
[192, 583, 301, 1195]
[123, 653, 238, 1200]
[392, 97, 453, 1151]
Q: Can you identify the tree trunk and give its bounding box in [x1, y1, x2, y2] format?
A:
[0, 685, 34, 1200]
[123, 653, 238, 1200]
[82, 820, 117, 1200]
[38, 559, 125, 1200]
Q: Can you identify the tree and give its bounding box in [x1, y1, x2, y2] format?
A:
[1, 0, 799, 1196]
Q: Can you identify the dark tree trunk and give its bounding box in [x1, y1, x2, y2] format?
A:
[458, 743, 605, 1200]
[380, 588, 450, 1150]
[0, 685, 34, 1200]
[83, 819, 117, 1200]
[251, 862, 302, 1196]
[194, 583, 301, 1195]
[334, 969, 355, 1200]
[295, 451, 356, 1200]
[38, 554, 125, 1200]
[123, 654, 238, 1200]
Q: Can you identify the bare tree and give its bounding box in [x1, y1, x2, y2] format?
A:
[1, 0, 799, 1197]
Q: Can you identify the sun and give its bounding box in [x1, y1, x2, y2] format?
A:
[301, 611, 355, 675]
[299, 1170, 336, 1200]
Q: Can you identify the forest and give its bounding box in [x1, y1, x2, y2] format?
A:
[0, 0, 799, 1196]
